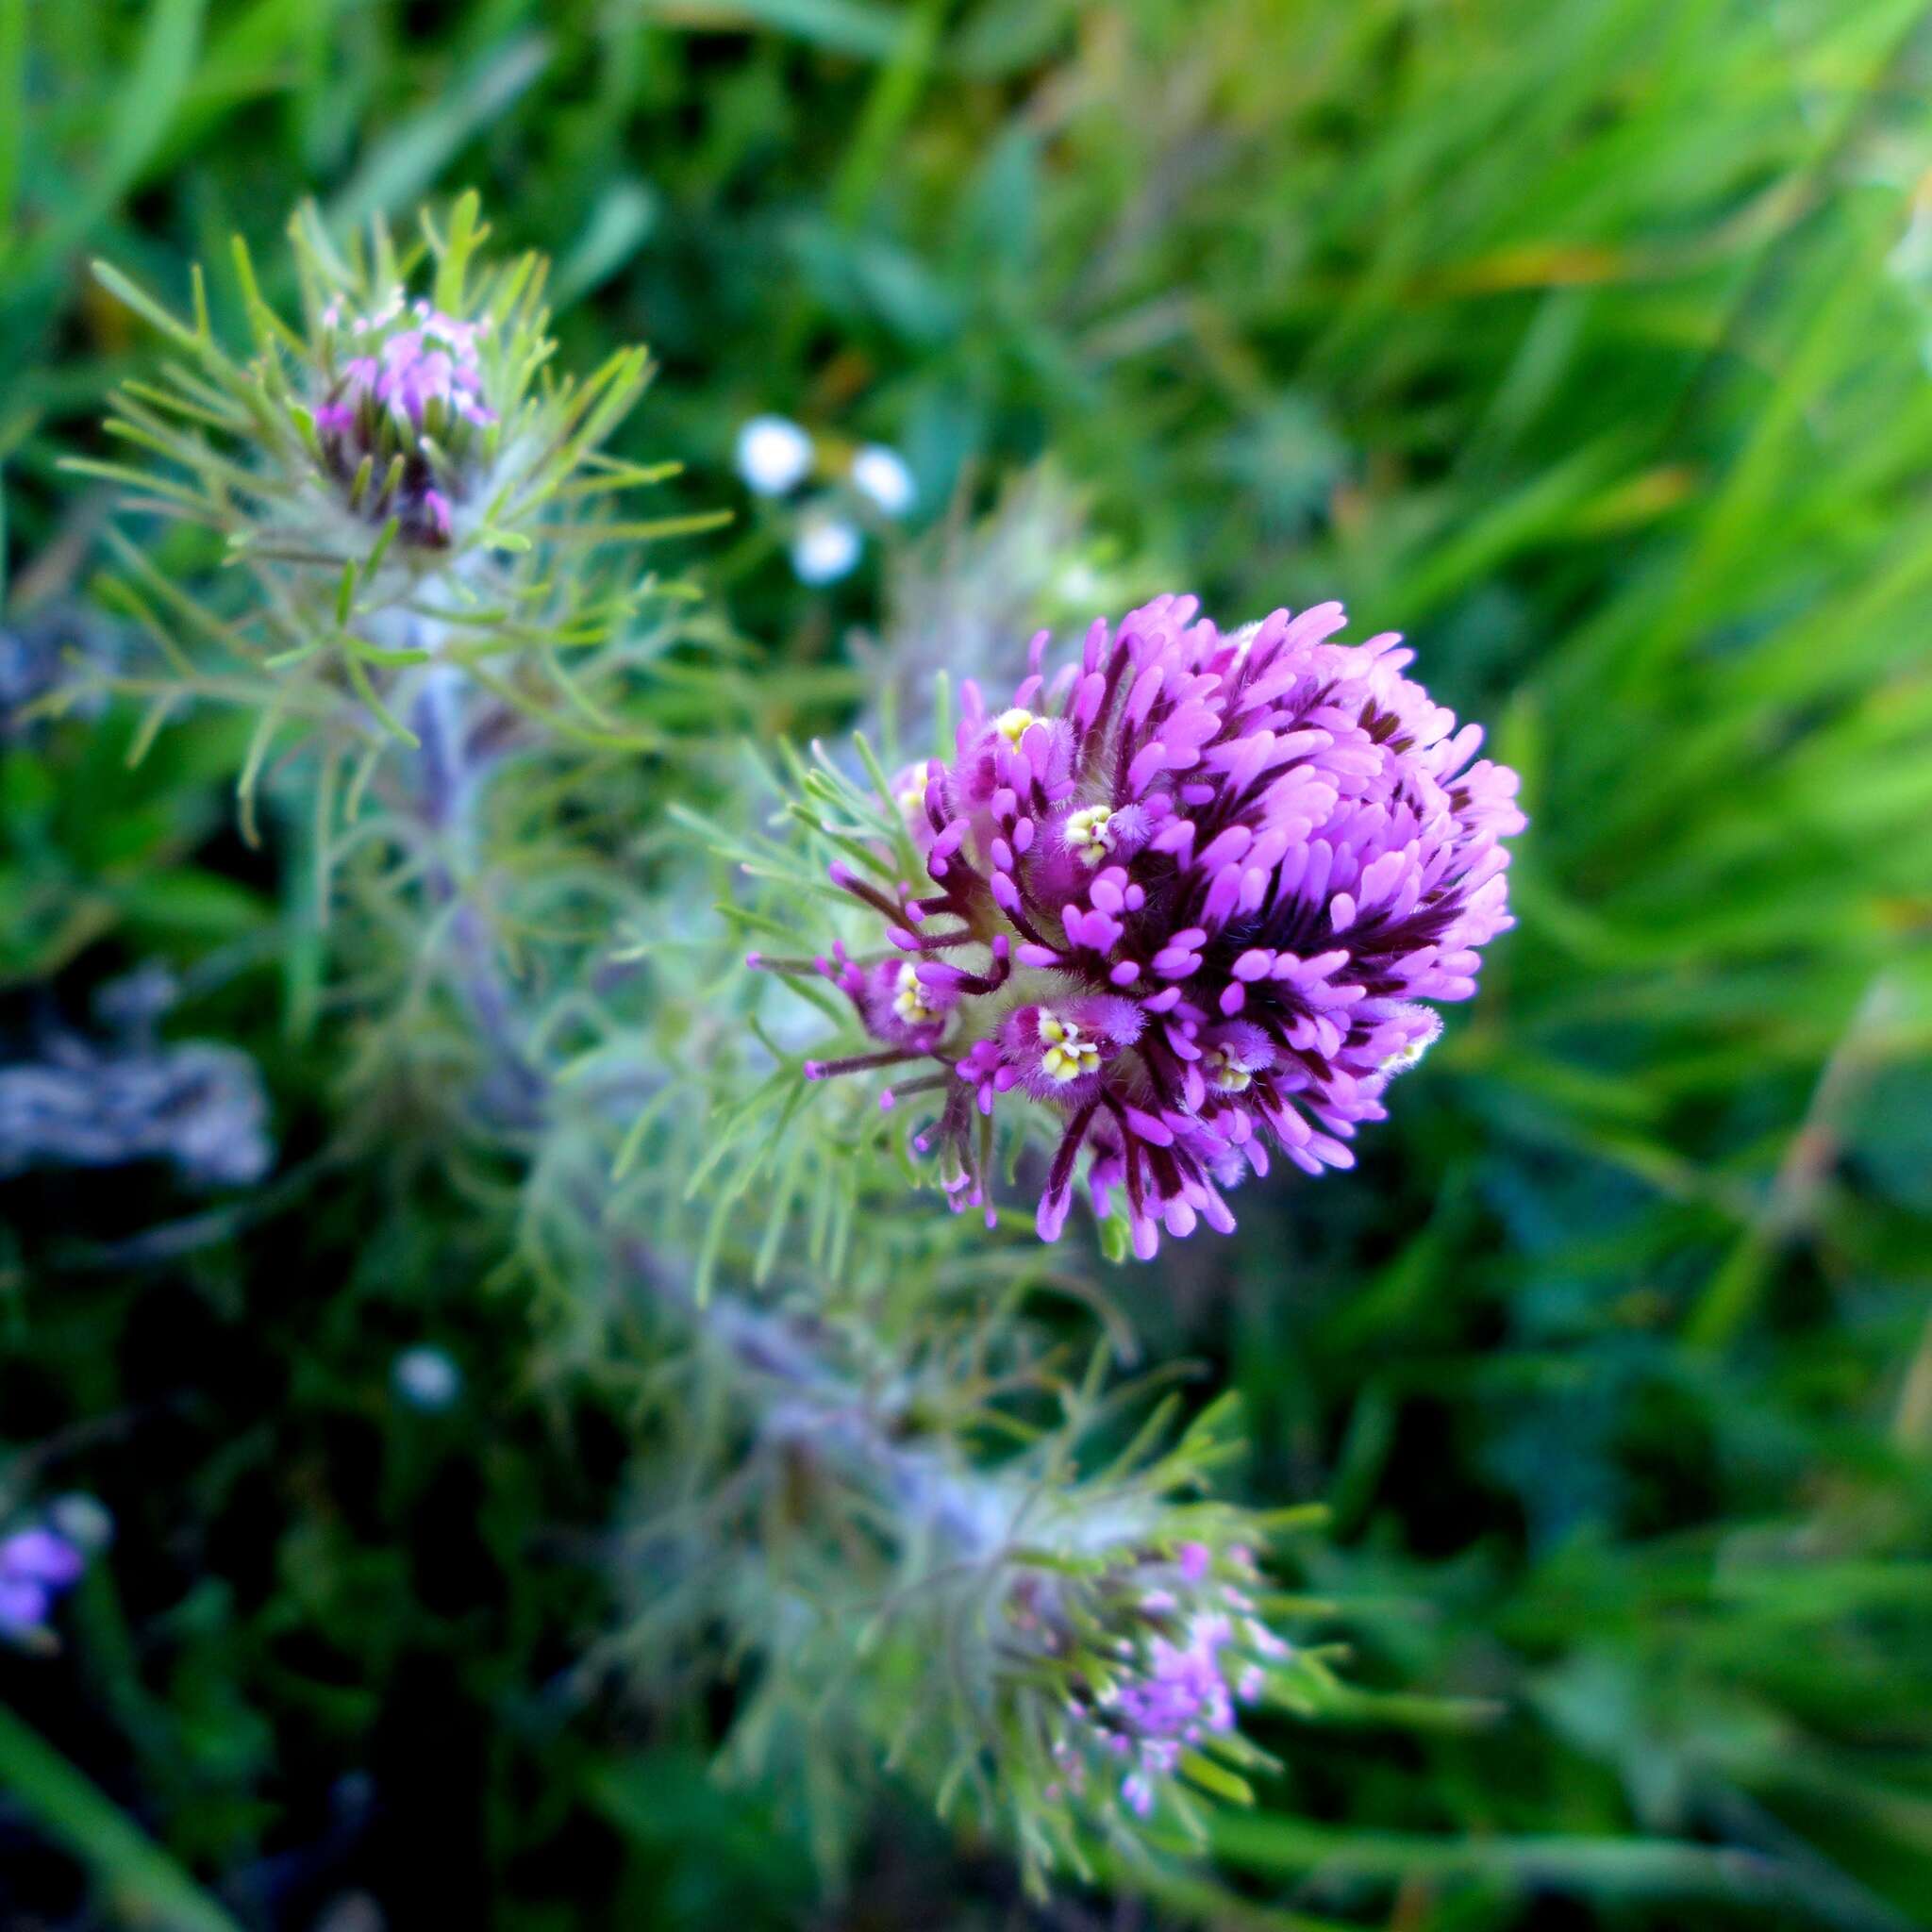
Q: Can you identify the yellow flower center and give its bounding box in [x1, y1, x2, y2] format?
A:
[1064, 805, 1115, 867]
[893, 963, 941, 1027]
[1203, 1047, 1252, 1094]
[994, 707, 1037, 747]
[1038, 1012, 1101, 1083]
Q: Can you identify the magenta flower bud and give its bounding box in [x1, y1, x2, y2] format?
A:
[770, 596, 1524, 1257]
[310, 296, 501, 549]
[320, 301, 495, 434]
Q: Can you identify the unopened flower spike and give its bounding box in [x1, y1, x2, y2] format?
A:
[67, 192, 724, 767]
[761, 595, 1524, 1258]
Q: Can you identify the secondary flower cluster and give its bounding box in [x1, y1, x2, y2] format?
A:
[83, 193, 675, 621]
[769, 594, 1523, 1257]
[1006, 1538, 1287, 1822]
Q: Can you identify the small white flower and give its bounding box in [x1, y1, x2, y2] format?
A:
[735, 414, 814, 496]
[850, 443, 916, 518]
[791, 512, 863, 585]
[392, 1345, 463, 1411]
[47, 1494, 114, 1554]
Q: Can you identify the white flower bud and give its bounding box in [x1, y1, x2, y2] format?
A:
[735, 415, 814, 496]
[791, 512, 863, 585]
[392, 1345, 463, 1411]
[850, 443, 916, 518]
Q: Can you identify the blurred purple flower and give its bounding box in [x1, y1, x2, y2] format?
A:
[774, 594, 1523, 1256]
[0, 1524, 87, 1641]
[0, 1028, 273, 1189]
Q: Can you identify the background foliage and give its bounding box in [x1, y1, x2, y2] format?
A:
[4, 1, 1932, 1926]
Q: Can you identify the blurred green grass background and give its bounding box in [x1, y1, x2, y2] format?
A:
[4, 1, 1932, 1926]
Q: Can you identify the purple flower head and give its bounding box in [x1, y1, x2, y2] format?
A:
[311, 296, 498, 548]
[772, 596, 1524, 1257]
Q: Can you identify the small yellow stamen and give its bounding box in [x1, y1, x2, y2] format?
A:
[1064, 805, 1115, 867]
[1037, 1011, 1100, 1083]
[994, 707, 1037, 747]
[1203, 1047, 1251, 1094]
[893, 962, 941, 1026]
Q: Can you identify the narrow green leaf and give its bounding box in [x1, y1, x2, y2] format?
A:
[646, 0, 903, 58]
[433, 188, 486, 314]
[88, 262, 200, 349]
[125, 691, 186, 767]
[236, 703, 286, 848]
[230, 233, 306, 357]
[1180, 1749, 1256, 1807]
[553, 178, 658, 306]
[0, 1706, 243, 1932]
[0, 0, 25, 258]
[329, 36, 551, 226]
[343, 653, 420, 746]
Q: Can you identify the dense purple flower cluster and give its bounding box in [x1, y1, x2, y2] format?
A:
[312, 296, 497, 546]
[769, 595, 1523, 1257]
